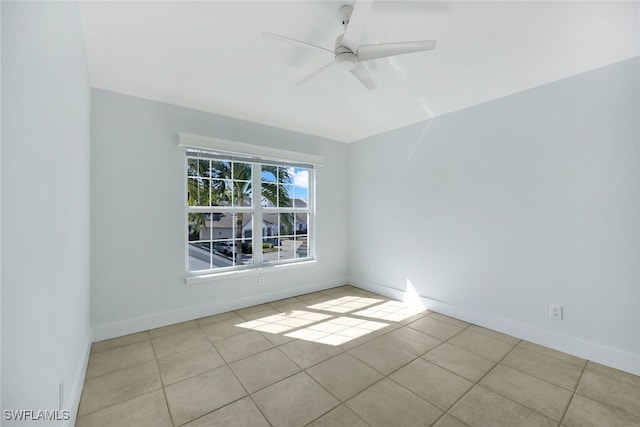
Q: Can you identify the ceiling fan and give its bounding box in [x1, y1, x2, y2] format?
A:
[264, 1, 437, 90]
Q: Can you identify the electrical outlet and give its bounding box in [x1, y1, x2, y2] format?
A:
[59, 378, 64, 409]
[259, 276, 265, 286]
[549, 304, 563, 320]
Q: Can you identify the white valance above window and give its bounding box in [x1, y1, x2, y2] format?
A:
[178, 133, 324, 167]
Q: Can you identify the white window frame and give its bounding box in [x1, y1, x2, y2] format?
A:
[180, 134, 321, 280]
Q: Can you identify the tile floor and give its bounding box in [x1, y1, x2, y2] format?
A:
[76, 285, 640, 427]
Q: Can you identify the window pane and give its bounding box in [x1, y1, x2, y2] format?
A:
[262, 238, 278, 263]
[188, 213, 209, 241]
[233, 180, 252, 206]
[261, 166, 277, 183]
[278, 238, 295, 261]
[261, 165, 279, 207]
[279, 167, 293, 185]
[209, 179, 228, 206]
[233, 162, 252, 180]
[211, 240, 234, 269]
[295, 213, 309, 235]
[188, 241, 211, 272]
[262, 213, 277, 237]
[213, 240, 233, 256]
[198, 159, 210, 177]
[207, 213, 234, 239]
[201, 179, 212, 206]
[279, 185, 293, 207]
[279, 213, 294, 236]
[295, 236, 308, 258]
[238, 239, 253, 266]
[292, 168, 309, 207]
[187, 178, 199, 206]
[187, 158, 199, 177]
[261, 181, 277, 207]
[188, 178, 211, 206]
[235, 212, 252, 240]
[293, 198, 307, 208]
[210, 160, 231, 179]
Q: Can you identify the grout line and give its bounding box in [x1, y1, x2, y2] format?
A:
[89, 331, 151, 354]
[156, 341, 218, 363]
[360, 327, 479, 423]
[77, 359, 163, 418]
[496, 347, 584, 393]
[148, 338, 176, 427]
[302, 403, 372, 427]
[429, 337, 523, 426]
[260, 320, 429, 425]
[464, 369, 561, 425]
[557, 359, 589, 426]
[75, 388, 164, 421]
[168, 323, 274, 427]
[438, 337, 575, 426]
[302, 331, 447, 424]
[398, 327, 483, 381]
[346, 343, 421, 378]
[300, 370, 347, 416]
[219, 336, 276, 427]
[245, 394, 275, 427]
[517, 340, 587, 367]
[156, 345, 227, 389]
[82, 356, 156, 382]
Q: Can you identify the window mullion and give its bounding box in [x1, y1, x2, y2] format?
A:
[252, 163, 263, 265]
[308, 169, 315, 260]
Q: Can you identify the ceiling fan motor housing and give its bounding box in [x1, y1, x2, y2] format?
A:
[335, 34, 358, 71]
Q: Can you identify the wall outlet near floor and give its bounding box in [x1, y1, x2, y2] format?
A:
[549, 304, 563, 320]
[59, 378, 64, 409]
[259, 276, 265, 286]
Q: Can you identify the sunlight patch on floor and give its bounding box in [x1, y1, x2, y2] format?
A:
[234, 295, 393, 346]
[354, 300, 425, 322]
[307, 296, 384, 313]
[236, 310, 332, 334]
[285, 317, 388, 346]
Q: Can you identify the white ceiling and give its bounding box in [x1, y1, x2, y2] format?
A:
[80, 1, 640, 143]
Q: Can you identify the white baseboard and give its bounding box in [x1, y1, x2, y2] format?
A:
[92, 278, 347, 342]
[65, 329, 93, 427]
[350, 276, 640, 377]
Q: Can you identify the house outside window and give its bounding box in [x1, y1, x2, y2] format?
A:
[186, 147, 314, 274]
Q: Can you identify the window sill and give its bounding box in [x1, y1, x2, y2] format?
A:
[184, 260, 317, 285]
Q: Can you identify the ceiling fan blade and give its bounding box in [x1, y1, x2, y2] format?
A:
[342, 1, 373, 53]
[350, 63, 377, 90]
[357, 40, 437, 61]
[295, 61, 336, 86]
[262, 32, 333, 54]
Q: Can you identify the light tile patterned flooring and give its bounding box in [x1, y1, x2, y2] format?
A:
[77, 285, 640, 427]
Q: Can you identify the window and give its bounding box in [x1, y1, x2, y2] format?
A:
[186, 148, 314, 274]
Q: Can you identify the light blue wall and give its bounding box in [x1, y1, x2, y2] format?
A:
[349, 57, 640, 374]
[1, 2, 91, 424]
[90, 89, 349, 338]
